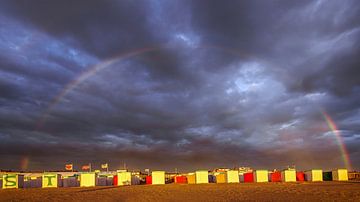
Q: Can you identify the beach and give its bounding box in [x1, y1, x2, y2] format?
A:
[0, 181, 359, 201]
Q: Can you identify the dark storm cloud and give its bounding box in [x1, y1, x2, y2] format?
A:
[0, 0, 359, 171]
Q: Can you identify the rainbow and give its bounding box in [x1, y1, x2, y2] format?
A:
[36, 45, 250, 129]
[321, 111, 352, 171]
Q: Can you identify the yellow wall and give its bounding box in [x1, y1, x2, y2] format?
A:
[80, 173, 96, 187]
[254, 170, 268, 182]
[306, 170, 323, 181]
[187, 174, 196, 184]
[332, 169, 348, 181]
[227, 170, 239, 183]
[117, 172, 131, 185]
[281, 170, 296, 182]
[195, 170, 208, 184]
[152, 171, 165, 185]
[215, 173, 226, 183]
[42, 173, 59, 188]
[2, 174, 22, 189]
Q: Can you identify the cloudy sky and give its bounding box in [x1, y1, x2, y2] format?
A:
[0, 0, 359, 172]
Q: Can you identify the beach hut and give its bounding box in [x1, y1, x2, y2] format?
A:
[323, 171, 332, 181]
[146, 176, 152, 184]
[174, 175, 187, 184]
[296, 172, 305, 181]
[305, 170, 323, 182]
[270, 171, 281, 182]
[332, 169, 348, 181]
[186, 173, 196, 184]
[2, 174, 24, 189]
[113, 175, 118, 186]
[24, 176, 42, 188]
[131, 175, 141, 185]
[96, 176, 107, 186]
[244, 172, 254, 183]
[195, 170, 209, 184]
[281, 170, 296, 182]
[42, 173, 61, 188]
[226, 170, 239, 183]
[80, 173, 96, 187]
[117, 171, 131, 186]
[254, 170, 268, 182]
[152, 171, 165, 185]
[62, 176, 78, 187]
[214, 173, 226, 183]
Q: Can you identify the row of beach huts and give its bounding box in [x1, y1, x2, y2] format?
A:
[0, 168, 350, 189]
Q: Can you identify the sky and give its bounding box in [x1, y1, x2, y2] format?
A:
[0, 0, 359, 172]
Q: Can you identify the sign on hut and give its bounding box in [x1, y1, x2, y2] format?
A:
[2, 174, 24, 189]
[42, 173, 61, 188]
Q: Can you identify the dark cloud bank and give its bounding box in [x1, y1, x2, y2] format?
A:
[0, 0, 359, 171]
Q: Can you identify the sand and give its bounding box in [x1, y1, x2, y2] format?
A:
[0, 182, 359, 201]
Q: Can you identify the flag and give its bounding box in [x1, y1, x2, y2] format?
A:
[101, 163, 108, 169]
[82, 164, 90, 170]
[65, 164, 73, 171]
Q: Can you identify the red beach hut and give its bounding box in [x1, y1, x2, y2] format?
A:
[146, 176, 152, 184]
[244, 172, 254, 183]
[271, 171, 281, 182]
[175, 175, 187, 184]
[113, 175, 118, 186]
[296, 172, 305, 181]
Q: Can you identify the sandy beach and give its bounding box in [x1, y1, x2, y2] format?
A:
[0, 181, 359, 202]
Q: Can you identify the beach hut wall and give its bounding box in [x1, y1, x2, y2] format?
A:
[270, 172, 281, 182]
[152, 171, 165, 185]
[186, 174, 196, 184]
[80, 173, 96, 187]
[174, 175, 187, 184]
[254, 170, 268, 182]
[113, 175, 118, 186]
[305, 170, 323, 182]
[62, 177, 78, 187]
[244, 172, 254, 183]
[117, 172, 132, 186]
[96, 177, 107, 186]
[2, 174, 24, 189]
[332, 169, 348, 181]
[131, 175, 141, 185]
[215, 173, 226, 183]
[42, 173, 61, 188]
[146, 176, 152, 184]
[226, 170, 239, 183]
[281, 170, 296, 182]
[106, 177, 113, 186]
[323, 171, 332, 181]
[24, 177, 41, 188]
[195, 170, 209, 184]
[296, 172, 305, 181]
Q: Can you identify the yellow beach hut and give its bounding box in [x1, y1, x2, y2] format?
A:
[152, 171, 165, 185]
[332, 169, 348, 181]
